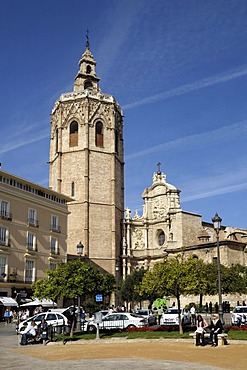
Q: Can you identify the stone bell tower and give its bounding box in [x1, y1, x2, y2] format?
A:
[49, 38, 124, 275]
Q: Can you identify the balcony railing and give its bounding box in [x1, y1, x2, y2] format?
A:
[50, 224, 61, 233]
[28, 218, 39, 227]
[0, 211, 12, 221]
[50, 247, 60, 255]
[26, 243, 38, 251]
[0, 238, 11, 247]
[25, 277, 35, 284]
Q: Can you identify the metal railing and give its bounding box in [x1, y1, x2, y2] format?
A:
[0, 211, 12, 221]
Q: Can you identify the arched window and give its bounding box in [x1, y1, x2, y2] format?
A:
[71, 182, 75, 197]
[157, 230, 165, 246]
[69, 121, 78, 147]
[86, 65, 91, 74]
[95, 121, 103, 147]
[84, 80, 93, 89]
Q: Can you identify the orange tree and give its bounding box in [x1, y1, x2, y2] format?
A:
[139, 254, 208, 333]
[32, 259, 115, 332]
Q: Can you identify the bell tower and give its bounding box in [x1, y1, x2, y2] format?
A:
[49, 38, 124, 275]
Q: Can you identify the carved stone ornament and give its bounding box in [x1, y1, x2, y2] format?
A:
[132, 228, 145, 250]
[153, 200, 166, 220]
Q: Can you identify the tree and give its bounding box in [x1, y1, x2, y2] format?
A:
[120, 268, 152, 310]
[204, 262, 247, 296]
[139, 255, 208, 333]
[32, 259, 115, 334]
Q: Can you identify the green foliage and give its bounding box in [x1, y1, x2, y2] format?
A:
[140, 255, 208, 299]
[203, 263, 247, 296]
[139, 254, 209, 333]
[32, 259, 115, 302]
[120, 268, 150, 305]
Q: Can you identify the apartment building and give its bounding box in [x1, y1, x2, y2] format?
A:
[0, 169, 71, 300]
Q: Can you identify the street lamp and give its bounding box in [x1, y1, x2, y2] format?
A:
[115, 263, 119, 307]
[212, 212, 223, 324]
[76, 241, 84, 331]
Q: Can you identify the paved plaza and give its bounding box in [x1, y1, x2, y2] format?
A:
[0, 322, 246, 370]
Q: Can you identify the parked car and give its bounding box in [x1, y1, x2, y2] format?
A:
[231, 306, 247, 325]
[161, 308, 191, 326]
[18, 311, 69, 331]
[89, 310, 109, 321]
[86, 312, 148, 332]
[135, 308, 156, 325]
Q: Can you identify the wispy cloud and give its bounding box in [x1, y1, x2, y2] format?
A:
[182, 181, 247, 202]
[0, 131, 49, 155]
[125, 120, 247, 160]
[123, 64, 247, 110]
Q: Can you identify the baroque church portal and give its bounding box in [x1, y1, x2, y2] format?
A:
[49, 39, 124, 275]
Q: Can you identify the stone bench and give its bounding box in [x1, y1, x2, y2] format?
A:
[189, 332, 228, 346]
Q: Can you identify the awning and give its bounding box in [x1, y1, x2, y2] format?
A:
[20, 299, 57, 308]
[0, 297, 18, 307]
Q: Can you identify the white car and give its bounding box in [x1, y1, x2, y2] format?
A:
[231, 306, 247, 325]
[86, 312, 148, 332]
[135, 308, 156, 325]
[161, 308, 191, 326]
[18, 311, 68, 331]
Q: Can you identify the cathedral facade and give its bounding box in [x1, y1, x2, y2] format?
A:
[122, 167, 247, 283]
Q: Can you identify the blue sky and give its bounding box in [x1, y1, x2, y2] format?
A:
[1, 0, 247, 228]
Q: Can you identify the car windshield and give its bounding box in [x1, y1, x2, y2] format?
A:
[35, 313, 46, 321]
[136, 310, 148, 315]
[164, 309, 179, 314]
[129, 313, 143, 318]
[234, 307, 247, 313]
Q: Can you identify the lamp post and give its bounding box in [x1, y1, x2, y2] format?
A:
[212, 212, 223, 324]
[76, 241, 84, 331]
[115, 263, 119, 307]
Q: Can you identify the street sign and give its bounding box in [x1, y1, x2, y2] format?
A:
[95, 294, 103, 302]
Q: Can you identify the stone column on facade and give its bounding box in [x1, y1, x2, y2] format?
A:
[127, 261, 131, 275]
[144, 223, 148, 250]
[126, 221, 131, 257]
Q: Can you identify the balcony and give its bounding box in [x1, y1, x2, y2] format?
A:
[0, 238, 11, 247]
[27, 218, 39, 228]
[50, 224, 61, 233]
[26, 243, 38, 252]
[0, 211, 12, 221]
[50, 247, 60, 255]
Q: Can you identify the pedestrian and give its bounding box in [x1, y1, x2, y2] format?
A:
[209, 314, 223, 347]
[209, 302, 212, 314]
[205, 302, 208, 314]
[190, 305, 196, 326]
[4, 309, 10, 324]
[215, 302, 219, 313]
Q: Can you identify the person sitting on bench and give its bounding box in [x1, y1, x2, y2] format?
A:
[195, 314, 208, 346]
[209, 314, 223, 347]
[20, 321, 37, 345]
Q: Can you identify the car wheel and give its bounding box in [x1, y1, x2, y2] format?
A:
[87, 325, 96, 333]
[126, 324, 136, 329]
